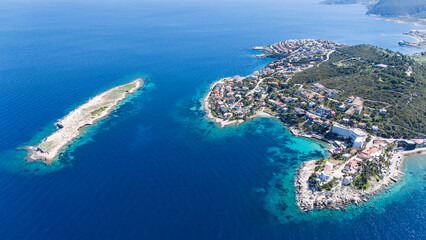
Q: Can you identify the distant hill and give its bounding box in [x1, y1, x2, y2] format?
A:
[321, 0, 376, 5]
[321, 0, 426, 23]
[367, 0, 426, 19]
[292, 45, 426, 139]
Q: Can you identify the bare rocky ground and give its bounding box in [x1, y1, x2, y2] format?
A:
[26, 79, 143, 164]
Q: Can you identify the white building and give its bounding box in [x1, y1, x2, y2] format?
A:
[319, 169, 331, 182]
[331, 124, 367, 148]
[324, 161, 333, 170]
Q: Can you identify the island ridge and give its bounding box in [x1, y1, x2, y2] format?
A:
[26, 79, 143, 164]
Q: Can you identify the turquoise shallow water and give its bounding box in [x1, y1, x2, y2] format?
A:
[0, 0, 424, 239]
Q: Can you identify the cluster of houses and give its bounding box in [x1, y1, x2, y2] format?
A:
[298, 83, 388, 134]
[209, 39, 425, 195]
[257, 40, 345, 77]
[209, 75, 260, 118]
[305, 114, 331, 128]
[341, 117, 380, 132]
[210, 39, 390, 140]
[316, 138, 386, 185]
[311, 124, 370, 184]
[343, 140, 387, 173]
[311, 83, 339, 97]
[316, 135, 426, 185]
[262, 79, 391, 139]
[268, 39, 342, 57]
[293, 84, 339, 108]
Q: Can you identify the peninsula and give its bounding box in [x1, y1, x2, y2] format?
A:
[26, 79, 143, 164]
[321, 0, 426, 27]
[203, 39, 426, 211]
[399, 30, 426, 49]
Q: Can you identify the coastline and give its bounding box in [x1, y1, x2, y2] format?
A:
[202, 79, 244, 128]
[294, 147, 426, 212]
[26, 78, 143, 164]
[399, 30, 426, 49]
[202, 40, 425, 213]
[370, 15, 426, 27]
[203, 90, 333, 147]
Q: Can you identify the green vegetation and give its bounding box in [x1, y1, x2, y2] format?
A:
[307, 159, 338, 191]
[400, 41, 426, 48]
[352, 161, 380, 189]
[90, 106, 108, 116]
[367, 0, 426, 19]
[412, 54, 426, 64]
[322, 0, 426, 21]
[319, 178, 338, 191]
[106, 82, 137, 99]
[308, 173, 338, 191]
[292, 45, 426, 138]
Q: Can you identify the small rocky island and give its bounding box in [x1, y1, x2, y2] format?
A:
[26, 79, 143, 164]
[203, 39, 426, 212]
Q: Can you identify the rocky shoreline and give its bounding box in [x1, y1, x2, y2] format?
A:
[202, 79, 244, 128]
[204, 92, 425, 213]
[204, 79, 425, 212]
[205, 93, 424, 213]
[294, 148, 426, 212]
[202, 40, 426, 213]
[26, 79, 143, 164]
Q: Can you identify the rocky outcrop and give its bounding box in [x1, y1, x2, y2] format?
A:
[294, 158, 405, 212]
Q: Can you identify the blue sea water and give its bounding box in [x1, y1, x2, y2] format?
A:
[0, 0, 425, 239]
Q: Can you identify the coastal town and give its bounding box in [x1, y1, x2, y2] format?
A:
[203, 39, 426, 211]
[204, 39, 344, 127]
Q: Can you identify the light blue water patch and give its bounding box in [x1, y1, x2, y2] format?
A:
[364, 154, 426, 211]
[264, 150, 426, 224]
[0, 0, 424, 238]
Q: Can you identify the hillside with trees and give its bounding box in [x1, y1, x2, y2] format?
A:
[367, 0, 426, 19]
[322, 0, 426, 24]
[291, 45, 426, 139]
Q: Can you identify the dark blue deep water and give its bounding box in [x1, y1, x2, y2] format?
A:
[0, 0, 424, 239]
